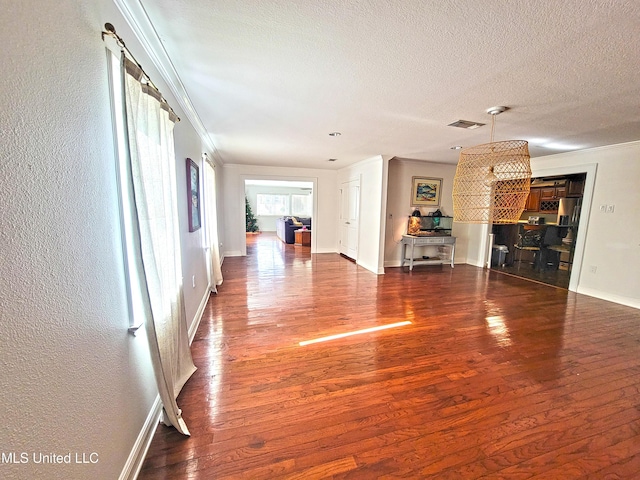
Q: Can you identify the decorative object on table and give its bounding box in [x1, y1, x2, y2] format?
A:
[452, 106, 531, 224]
[186, 158, 201, 232]
[245, 196, 259, 233]
[411, 177, 442, 207]
[411, 208, 422, 217]
[407, 215, 421, 235]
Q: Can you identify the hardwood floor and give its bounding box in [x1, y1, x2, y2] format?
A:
[493, 260, 572, 290]
[138, 233, 640, 479]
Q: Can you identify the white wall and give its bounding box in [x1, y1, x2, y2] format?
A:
[463, 224, 490, 268]
[384, 158, 468, 267]
[174, 136, 210, 334]
[222, 164, 338, 255]
[209, 159, 227, 264]
[531, 141, 640, 308]
[0, 2, 211, 479]
[244, 185, 312, 232]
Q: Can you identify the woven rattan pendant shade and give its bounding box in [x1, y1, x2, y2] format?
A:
[453, 139, 531, 224]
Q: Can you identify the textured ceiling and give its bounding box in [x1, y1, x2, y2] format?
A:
[139, 0, 640, 169]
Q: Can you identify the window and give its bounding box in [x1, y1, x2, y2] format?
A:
[256, 194, 290, 216]
[291, 194, 312, 217]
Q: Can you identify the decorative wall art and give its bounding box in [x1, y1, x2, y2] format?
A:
[186, 158, 201, 232]
[411, 176, 442, 207]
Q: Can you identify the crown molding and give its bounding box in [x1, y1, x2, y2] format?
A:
[112, 0, 219, 157]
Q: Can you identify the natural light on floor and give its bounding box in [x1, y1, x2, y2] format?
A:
[299, 321, 412, 346]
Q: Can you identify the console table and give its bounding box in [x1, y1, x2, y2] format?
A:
[401, 235, 456, 271]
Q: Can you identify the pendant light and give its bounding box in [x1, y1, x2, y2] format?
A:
[452, 107, 531, 224]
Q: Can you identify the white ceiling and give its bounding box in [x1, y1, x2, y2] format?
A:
[134, 0, 640, 169]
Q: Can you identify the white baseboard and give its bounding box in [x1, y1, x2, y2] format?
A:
[356, 259, 381, 275]
[119, 395, 162, 480]
[314, 247, 339, 254]
[121, 285, 211, 479]
[189, 286, 212, 344]
[576, 287, 640, 310]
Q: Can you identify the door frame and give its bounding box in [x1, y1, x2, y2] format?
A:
[239, 175, 318, 256]
[485, 163, 596, 292]
[530, 163, 596, 292]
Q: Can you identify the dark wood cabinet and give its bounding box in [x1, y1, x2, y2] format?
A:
[535, 183, 566, 213]
[524, 175, 584, 213]
[525, 187, 542, 211]
[539, 186, 555, 200]
[540, 184, 565, 200]
[566, 178, 584, 196]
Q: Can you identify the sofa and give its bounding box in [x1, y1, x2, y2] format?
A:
[276, 217, 311, 244]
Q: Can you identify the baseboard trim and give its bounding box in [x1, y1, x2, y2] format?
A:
[118, 395, 162, 480]
[356, 259, 380, 275]
[121, 287, 209, 479]
[189, 286, 212, 344]
[315, 247, 339, 254]
[576, 286, 640, 310]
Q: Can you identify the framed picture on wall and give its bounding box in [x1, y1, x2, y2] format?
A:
[186, 158, 201, 232]
[411, 176, 442, 207]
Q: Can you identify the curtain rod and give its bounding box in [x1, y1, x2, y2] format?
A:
[101, 23, 180, 122]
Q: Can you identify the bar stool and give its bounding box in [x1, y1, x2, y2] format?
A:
[513, 225, 543, 270]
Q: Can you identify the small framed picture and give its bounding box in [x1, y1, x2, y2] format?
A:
[411, 176, 442, 207]
[186, 158, 201, 232]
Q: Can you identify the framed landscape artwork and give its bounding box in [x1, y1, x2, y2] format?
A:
[411, 176, 442, 207]
[186, 158, 201, 232]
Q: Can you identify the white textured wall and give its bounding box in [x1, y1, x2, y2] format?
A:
[212, 159, 227, 261]
[174, 130, 209, 333]
[222, 164, 338, 255]
[0, 1, 210, 479]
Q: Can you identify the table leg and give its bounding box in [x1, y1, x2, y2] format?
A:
[409, 241, 415, 271]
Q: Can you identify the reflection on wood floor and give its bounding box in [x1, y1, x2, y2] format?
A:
[139, 232, 640, 479]
[493, 260, 572, 289]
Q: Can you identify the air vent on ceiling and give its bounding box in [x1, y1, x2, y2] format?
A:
[448, 120, 485, 130]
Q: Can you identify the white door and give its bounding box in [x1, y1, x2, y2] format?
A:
[340, 179, 359, 259]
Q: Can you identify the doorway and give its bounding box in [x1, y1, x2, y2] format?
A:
[491, 172, 587, 289]
[242, 178, 316, 255]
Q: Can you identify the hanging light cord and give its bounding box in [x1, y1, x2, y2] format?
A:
[490, 113, 496, 143]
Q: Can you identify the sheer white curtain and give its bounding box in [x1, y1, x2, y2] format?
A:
[122, 57, 196, 435]
[204, 159, 223, 291]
